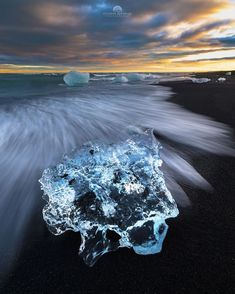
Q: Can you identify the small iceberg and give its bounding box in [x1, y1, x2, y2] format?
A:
[139, 73, 160, 83]
[63, 71, 90, 86]
[144, 73, 160, 81]
[218, 77, 226, 83]
[191, 78, 211, 84]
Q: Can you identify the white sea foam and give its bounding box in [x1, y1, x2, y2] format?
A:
[90, 77, 115, 81]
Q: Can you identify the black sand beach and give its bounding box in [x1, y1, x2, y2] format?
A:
[1, 73, 235, 294]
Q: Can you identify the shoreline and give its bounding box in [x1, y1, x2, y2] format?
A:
[1, 74, 235, 294]
[159, 76, 235, 129]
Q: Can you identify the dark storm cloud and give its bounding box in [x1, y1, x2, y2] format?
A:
[0, 31, 66, 49]
[0, 0, 233, 68]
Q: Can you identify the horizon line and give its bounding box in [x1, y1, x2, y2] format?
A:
[0, 69, 234, 74]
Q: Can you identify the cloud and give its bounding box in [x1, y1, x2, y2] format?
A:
[0, 0, 234, 71]
[179, 20, 231, 41]
[217, 35, 235, 45]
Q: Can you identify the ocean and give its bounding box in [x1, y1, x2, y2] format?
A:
[0, 73, 233, 283]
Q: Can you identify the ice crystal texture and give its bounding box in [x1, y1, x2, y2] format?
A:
[39, 129, 179, 266]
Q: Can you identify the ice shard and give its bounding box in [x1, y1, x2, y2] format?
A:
[39, 129, 179, 266]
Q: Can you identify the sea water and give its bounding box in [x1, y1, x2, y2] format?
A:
[0, 73, 233, 271]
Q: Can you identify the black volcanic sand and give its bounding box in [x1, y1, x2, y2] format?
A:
[1, 73, 235, 294]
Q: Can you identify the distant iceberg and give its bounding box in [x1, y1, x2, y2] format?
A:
[159, 76, 192, 83]
[63, 71, 90, 86]
[127, 73, 145, 82]
[144, 73, 160, 80]
[218, 77, 226, 82]
[191, 78, 211, 84]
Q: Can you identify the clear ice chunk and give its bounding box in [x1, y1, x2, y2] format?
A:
[63, 71, 90, 86]
[39, 129, 179, 266]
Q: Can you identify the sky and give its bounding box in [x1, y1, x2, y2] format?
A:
[0, 0, 235, 73]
